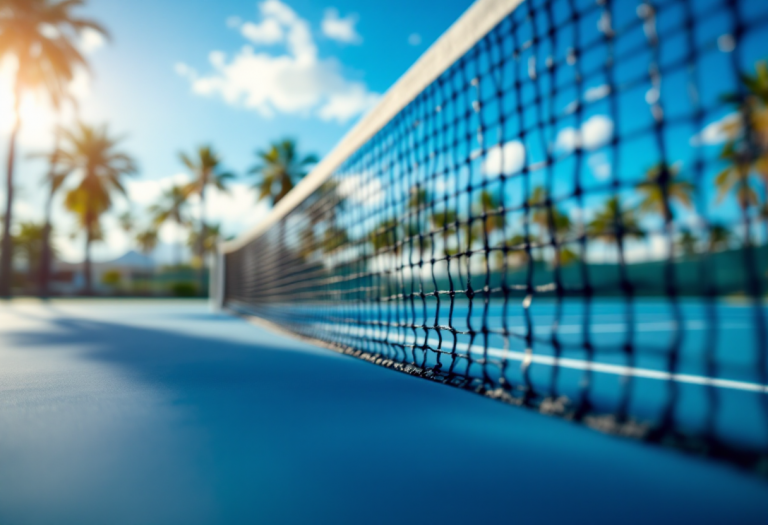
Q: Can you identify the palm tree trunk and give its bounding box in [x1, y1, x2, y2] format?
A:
[0, 84, 21, 297]
[198, 187, 206, 296]
[40, 190, 54, 298]
[39, 131, 60, 299]
[762, 186, 768, 247]
[84, 225, 93, 296]
[148, 250, 155, 297]
[175, 220, 182, 267]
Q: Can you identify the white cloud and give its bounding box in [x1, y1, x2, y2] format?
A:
[174, 62, 195, 79]
[205, 182, 271, 235]
[598, 10, 613, 37]
[555, 128, 579, 152]
[482, 141, 526, 177]
[623, 233, 668, 263]
[68, 69, 92, 100]
[585, 84, 610, 102]
[717, 34, 735, 53]
[568, 206, 586, 223]
[127, 173, 190, 207]
[565, 84, 610, 114]
[317, 83, 379, 122]
[555, 115, 613, 152]
[433, 173, 456, 196]
[126, 174, 270, 242]
[583, 116, 613, 148]
[261, 0, 300, 25]
[408, 33, 422, 46]
[79, 28, 106, 55]
[39, 23, 61, 40]
[241, 18, 284, 44]
[177, 0, 379, 123]
[157, 221, 186, 245]
[587, 152, 611, 180]
[337, 173, 383, 205]
[690, 112, 740, 146]
[321, 8, 361, 44]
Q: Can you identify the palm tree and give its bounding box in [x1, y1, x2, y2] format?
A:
[634, 162, 695, 261]
[527, 186, 575, 267]
[63, 186, 106, 294]
[529, 187, 572, 236]
[296, 180, 340, 261]
[715, 60, 768, 223]
[150, 185, 191, 267]
[370, 218, 401, 254]
[14, 222, 48, 290]
[460, 190, 506, 257]
[715, 142, 760, 210]
[40, 172, 69, 297]
[408, 186, 428, 210]
[636, 163, 695, 218]
[187, 222, 221, 260]
[708, 224, 732, 252]
[134, 228, 158, 295]
[249, 139, 318, 206]
[406, 186, 433, 254]
[58, 122, 136, 294]
[721, 60, 768, 165]
[477, 190, 505, 237]
[136, 228, 158, 257]
[118, 210, 134, 236]
[677, 228, 698, 258]
[467, 190, 504, 270]
[250, 139, 318, 269]
[528, 186, 549, 231]
[496, 232, 534, 269]
[587, 196, 645, 244]
[180, 146, 233, 286]
[430, 207, 458, 231]
[30, 139, 69, 297]
[430, 207, 458, 256]
[322, 226, 349, 254]
[0, 0, 109, 296]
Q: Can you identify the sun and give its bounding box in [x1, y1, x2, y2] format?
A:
[0, 60, 56, 133]
[0, 89, 57, 141]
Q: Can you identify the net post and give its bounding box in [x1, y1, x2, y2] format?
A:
[209, 244, 226, 312]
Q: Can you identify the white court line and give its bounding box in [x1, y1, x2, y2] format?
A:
[429, 320, 701, 334]
[490, 320, 745, 335]
[320, 317, 745, 334]
[309, 323, 768, 394]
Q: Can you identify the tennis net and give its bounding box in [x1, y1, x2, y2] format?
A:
[217, 0, 768, 473]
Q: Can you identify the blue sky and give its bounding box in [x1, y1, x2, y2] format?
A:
[0, 0, 473, 262]
[80, 0, 473, 176]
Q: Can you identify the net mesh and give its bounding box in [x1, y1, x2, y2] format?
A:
[222, 0, 768, 472]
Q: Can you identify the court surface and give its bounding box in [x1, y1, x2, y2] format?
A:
[0, 300, 766, 524]
[285, 298, 768, 451]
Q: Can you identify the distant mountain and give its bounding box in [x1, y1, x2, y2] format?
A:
[56, 250, 156, 270]
[105, 250, 154, 268]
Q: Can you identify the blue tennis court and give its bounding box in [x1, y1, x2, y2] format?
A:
[1, 0, 767, 522]
[246, 298, 768, 453]
[0, 300, 766, 524]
